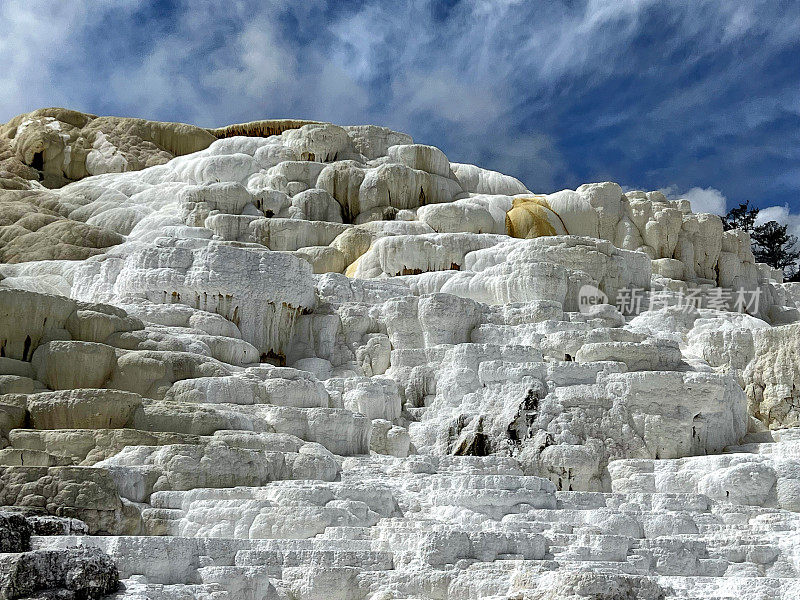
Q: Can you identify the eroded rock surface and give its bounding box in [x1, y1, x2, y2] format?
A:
[0, 511, 117, 599]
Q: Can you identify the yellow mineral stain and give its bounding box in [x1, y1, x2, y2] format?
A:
[505, 195, 568, 239]
[344, 253, 363, 278]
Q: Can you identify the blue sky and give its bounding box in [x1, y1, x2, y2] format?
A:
[2, 0, 799, 230]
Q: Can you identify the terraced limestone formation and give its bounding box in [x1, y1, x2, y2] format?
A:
[1, 108, 800, 599]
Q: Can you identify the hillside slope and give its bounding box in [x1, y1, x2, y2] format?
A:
[1, 109, 800, 599]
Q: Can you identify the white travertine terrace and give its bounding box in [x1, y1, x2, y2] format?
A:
[1, 110, 800, 599]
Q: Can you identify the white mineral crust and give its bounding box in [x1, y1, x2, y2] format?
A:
[1, 115, 800, 599]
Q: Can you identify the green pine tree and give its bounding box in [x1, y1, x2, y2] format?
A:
[722, 200, 759, 232]
[752, 220, 800, 277]
[722, 201, 800, 278]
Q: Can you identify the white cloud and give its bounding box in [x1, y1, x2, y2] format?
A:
[659, 186, 727, 215]
[0, 1, 139, 118]
[756, 204, 790, 224]
[681, 187, 728, 216]
[756, 204, 800, 241]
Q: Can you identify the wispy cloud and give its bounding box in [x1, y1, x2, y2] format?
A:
[660, 186, 728, 216]
[2, 0, 799, 211]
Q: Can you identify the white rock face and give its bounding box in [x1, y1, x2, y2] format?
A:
[2, 115, 800, 599]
